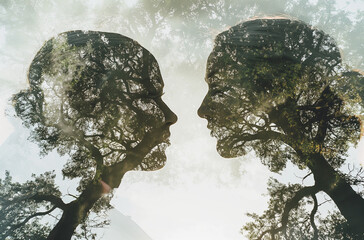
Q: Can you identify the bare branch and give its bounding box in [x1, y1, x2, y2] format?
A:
[294, 171, 313, 184]
[310, 194, 319, 240]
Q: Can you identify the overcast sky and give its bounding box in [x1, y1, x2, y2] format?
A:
[0, 1, 363, 239]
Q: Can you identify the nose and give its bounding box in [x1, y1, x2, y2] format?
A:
[197, 96, 210, 119]
[165, 108, 178, 126]
[197, 105, 205, 118]
[160, 100, 177, 126]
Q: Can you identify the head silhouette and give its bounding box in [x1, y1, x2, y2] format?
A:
[198, 18, 363, 171]
[13, 30, 177, 187]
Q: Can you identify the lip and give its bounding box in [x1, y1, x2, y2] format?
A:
[206, 119, 215, 131]
[153, 127, 171, 145]
[152, 129, 171, 152]
[206, 122, 218, 138]
[163, 129, 171, 138]
[126, 128, 171, 159]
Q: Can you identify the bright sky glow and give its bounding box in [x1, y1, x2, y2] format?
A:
[0, 1, 363, 239]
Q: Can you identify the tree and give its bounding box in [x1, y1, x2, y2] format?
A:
[0, 171, 61, 240]
[198, 18, 364, 238]
[1, 0, 363, 239]
[1, 30, 176, 239]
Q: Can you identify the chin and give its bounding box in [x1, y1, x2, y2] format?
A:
[216, 142, 236, 158]
[140, 141, 169, 171]
[216, 138, 246, 158]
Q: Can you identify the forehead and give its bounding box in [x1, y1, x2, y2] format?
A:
[111, 44, 163, 95]
[205, 51, 243, 88]
[65, 31, 164, 92]
[117, 57, 164, 95]
[88, 35, 163, 93]
[75, 37, 164, 94]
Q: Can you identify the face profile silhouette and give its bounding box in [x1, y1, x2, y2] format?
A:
[11, 30, 177, 238]
[14, 30, 177, 186]
[198, 18, 364, 235]
[198, 18, 362, 160]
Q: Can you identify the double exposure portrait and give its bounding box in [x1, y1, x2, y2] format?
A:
[0, 1, 363, 240]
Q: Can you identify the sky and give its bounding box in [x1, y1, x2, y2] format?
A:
[0, 0, 363, 239]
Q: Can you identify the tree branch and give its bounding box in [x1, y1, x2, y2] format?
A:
[0, 193, 66, 217]
[231, 130, 286, 148]
[3, 206, 57, 238]
[310, 194, 319, 240]
[257, 185, 319, 240]
[30, 194, 66, 210]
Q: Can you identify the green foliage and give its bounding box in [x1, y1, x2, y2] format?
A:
[1, 0, 363, 239]
[199, 18, 364, 238]
[6, 30, 175, 239]
[0, 171, 60, 239]
[13, 31, 169, 189]
[201, 18, 362, 170]
[0, 171, 113, 240]
[242, 179, 364, 240]
[242, 179, 315, 239]
[318, 211, 364, 240]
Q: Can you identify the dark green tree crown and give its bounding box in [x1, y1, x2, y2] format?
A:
[213, 18, 342, 69]
[13, 31, 169, 186]
[204, 18, 363, 171]
[209, 18, 344, 103]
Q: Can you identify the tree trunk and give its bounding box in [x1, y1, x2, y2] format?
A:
[308, 153, 364, 235]
[272, 100, 364, 234]
[46, 183, 103, 240]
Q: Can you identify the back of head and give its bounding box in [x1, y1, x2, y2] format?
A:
[212, 18, 342, 74]
[207, 18, 361, 109]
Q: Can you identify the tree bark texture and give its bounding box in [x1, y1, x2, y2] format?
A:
[308, 153, 364, 234]
[46, 183, 103, 240]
